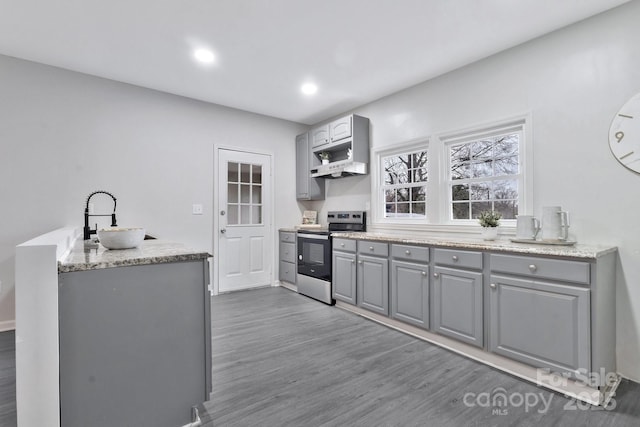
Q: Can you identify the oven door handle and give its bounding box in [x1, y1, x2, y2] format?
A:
[297, 233, 330, 240]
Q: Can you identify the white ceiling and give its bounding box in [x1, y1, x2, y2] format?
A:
[0, 0, 630, 125]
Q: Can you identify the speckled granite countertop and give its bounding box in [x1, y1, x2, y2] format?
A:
[58, 240, 211, 273]
[331, 232, 617, 259]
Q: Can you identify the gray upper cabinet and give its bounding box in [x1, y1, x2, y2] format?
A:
[332, 240, 357, 304]
[311, 124, 330, 149]
[432, 265, 483, 347]
[296, 132, 324, 200]
[357, 241, 389, 316]
[329, 115, 352, 142]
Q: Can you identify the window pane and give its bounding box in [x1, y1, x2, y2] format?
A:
[451, 162, 470, 180]
[252, 206, 262, 224]
[495, 201, 518, 219]
[240, 184, 251, 203]
[228, 184, 238, 203]
[240, 164, 251, 183]
[412, 202, 426, 216]
[252, 185, 262, 204]
[472, 140, 493, 160]
[494, 156, 519, 176]
[252, 165, 262, 184]
[494, 134, 519, 157]
[450, 144, 470, 165]
[470, 182, 491, 201]
[397, 203, 410, 214]
[471, 202, 492, 218]
[494, 180, 518, 200]
[472, 160, 493, 178]
[240, 205, 250, 224]
[385, 189, 396, 203]
[384, 154, 409, 184]
[452, 184, 469, 201]
[227, 162, 239, 183]
[385, 203, 396, 215]
[397, 188, 409, 202]
[227, 205, 238, 225]
[411, 186, 426, 202]
[452, 202, 469, 219]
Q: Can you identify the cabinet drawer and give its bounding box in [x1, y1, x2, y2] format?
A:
[434, 248, 482, 269]
[391, 244, 429, 263]
[279, 242, 296, 264]
[279, 261, 296, 284]
[358, 240, 389, 257]
[490, 254, 590, 285]
[333, 238, 356, 253]
[280, 231, 296, 243]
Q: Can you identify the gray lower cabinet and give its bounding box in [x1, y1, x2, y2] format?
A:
[432, 265, 483, 347]
[357, 241, 389, 316]
[333, 247, 357, 304]
[390, 260, 429, 328]
[489, 274, 591, 377]
[279, 231, 296, 284]
[58, 260, 211, 427]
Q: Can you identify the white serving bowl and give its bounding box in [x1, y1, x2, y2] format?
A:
[97, 227, 145, 249]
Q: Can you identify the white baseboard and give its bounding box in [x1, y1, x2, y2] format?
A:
[0, 319, 16, 332]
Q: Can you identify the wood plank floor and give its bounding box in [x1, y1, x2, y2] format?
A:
[1, 286, 639, 426]
[200, 287, 640, 427]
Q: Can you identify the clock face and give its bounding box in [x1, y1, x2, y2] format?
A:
[610, 92, 640, 173]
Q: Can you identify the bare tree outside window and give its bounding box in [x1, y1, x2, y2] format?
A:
[382, 150, 428, 218]
[449, 133, 519, 220]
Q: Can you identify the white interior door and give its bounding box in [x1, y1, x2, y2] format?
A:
[217, 148, 272, 292]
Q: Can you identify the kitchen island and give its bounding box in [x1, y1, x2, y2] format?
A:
[15, 228, 211, 427]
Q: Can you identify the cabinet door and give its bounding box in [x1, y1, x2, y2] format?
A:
[391, 260, 429, 329]
[357, 254, 389, 316]
[311, 124, 330, 148]
[489, 274, 590, 376]
[329, 115, 352, 142]
[296, 133, 324, 200]
[432, 266, 483, 347]
[295, 133, 309, 199]
[332, 251, 356, 304]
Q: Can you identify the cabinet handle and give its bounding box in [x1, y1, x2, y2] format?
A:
[452, 255, 459, 261]
[528, 264, 537, 272]
[351, 260, 355, 264]
[421, 271, 426, 276]
[490, 283, 497, 289]
[405, 250, 411, 255]
[358, 260, 363, 264]
[369, 246, 374, 251]
[341, 243, 345, 247]
[433, 272, 439, 278]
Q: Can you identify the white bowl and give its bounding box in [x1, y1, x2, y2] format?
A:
[97, 227, 145, 249]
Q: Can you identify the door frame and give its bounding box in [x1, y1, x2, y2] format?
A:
[212, 145, 275, 295]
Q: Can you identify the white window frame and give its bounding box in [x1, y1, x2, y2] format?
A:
[372, 138, 431, 226]
[439, 115, 532, 227]
[371, 114, 532, 233]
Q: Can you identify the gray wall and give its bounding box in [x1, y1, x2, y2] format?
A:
[302, 2, 640, 381]
[0, 55, 305, 329]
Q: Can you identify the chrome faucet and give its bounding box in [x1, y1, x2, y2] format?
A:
[84, 191, 117, 240]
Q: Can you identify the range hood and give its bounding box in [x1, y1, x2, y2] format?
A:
[310, 159, 367, 178]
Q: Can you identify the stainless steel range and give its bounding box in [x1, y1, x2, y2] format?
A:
[297, 211, 366, 304]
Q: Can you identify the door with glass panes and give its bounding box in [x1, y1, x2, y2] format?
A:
[217, 149, 272, 292]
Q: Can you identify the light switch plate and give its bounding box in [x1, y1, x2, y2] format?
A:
[192, 204, 204, 215]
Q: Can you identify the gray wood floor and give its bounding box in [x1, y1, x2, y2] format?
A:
[200, 287, 640, 427]
[1, 286, 639, 426]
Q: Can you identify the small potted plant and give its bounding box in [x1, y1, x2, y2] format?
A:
[319, 152, 330, 165]
[478, 210, 501, 240]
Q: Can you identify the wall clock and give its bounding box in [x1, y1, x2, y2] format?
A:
[610, 92, 640, 173]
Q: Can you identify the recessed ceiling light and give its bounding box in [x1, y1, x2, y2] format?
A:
[301, 83, 318, 95]
[193, 48, 215, 64]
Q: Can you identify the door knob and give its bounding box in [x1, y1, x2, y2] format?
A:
[220, 229, 226, 234]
